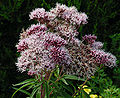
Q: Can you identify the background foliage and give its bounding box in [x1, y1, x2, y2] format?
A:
[0, 0, 119, 97]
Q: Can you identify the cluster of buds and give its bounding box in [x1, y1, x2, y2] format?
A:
[16, 3, 117, 78]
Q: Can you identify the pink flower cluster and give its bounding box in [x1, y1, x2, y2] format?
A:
[29, 3, 88, 42]
[26, 23, 47, 35]
[82, 34, 97, 44]
[29, 8, 55, 22]
[16, 3, 117, 78]
[91, 50, 116, 67]
[82, 34, 116, 67]
[29, 3, 88, 26]
[56, 23, 75, 38]
[44, 32, 67, 48]
[50, 3, 88, 25]
[16, 23, 71, 75]
[91, 41, 103, 49]
[16, 39, 28, 52]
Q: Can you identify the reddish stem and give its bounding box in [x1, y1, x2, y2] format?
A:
[40, 72, 45, 98]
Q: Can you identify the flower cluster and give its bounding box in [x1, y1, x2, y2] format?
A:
[91, 41, 103, 49]
[50, 3, 88, 25]
[91, 50, 116, 67]
[29, 8, 55, 22]
[26, 23, 47, 35]
[82, 34, 97, 44]
[78, 85, 91, 94]
[74, 85, 102, 98]
[16, 3, 117, 78]
[16, 24, 71, 75]
[82, 34, 117, 68]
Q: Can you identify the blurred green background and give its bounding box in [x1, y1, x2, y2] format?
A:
[0, 0, 119, 98]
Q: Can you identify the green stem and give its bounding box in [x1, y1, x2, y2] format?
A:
[72, 78, 89, 97]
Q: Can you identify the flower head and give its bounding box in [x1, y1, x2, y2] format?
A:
[91, 50, 116, 67]
[78, 85, 91, 94]
[90, 94, 98, 98]
[29, 8, 56, 22]
[16, 3, 117, 78]
[26, 23, 47, 35]
[82, 34, 97, 44]
[91, 42, 103, 49]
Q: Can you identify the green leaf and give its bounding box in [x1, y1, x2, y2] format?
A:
[27, 83, 36, 90]
[49, 80, 59, 90]
[36, 91, 41, 98]
[45, 81, 49, 98]
[60, 91, 72, 98]
[57, 67, 60, 75]
[61, 78, 69, 85]
[27, 80, 43, 90]
[67, 81, 76, 92]
[13, 78, 35, 86]
[30, 87, 40, 98]
[12, 87, 31, 96]
[54, 65, 60, 77]
[62, 84, 73, 93]
[64, 75, 85, 81]
[11, 82, 34, 98]
[33, 81, 43, 88]
[56, 96, 63, 98]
